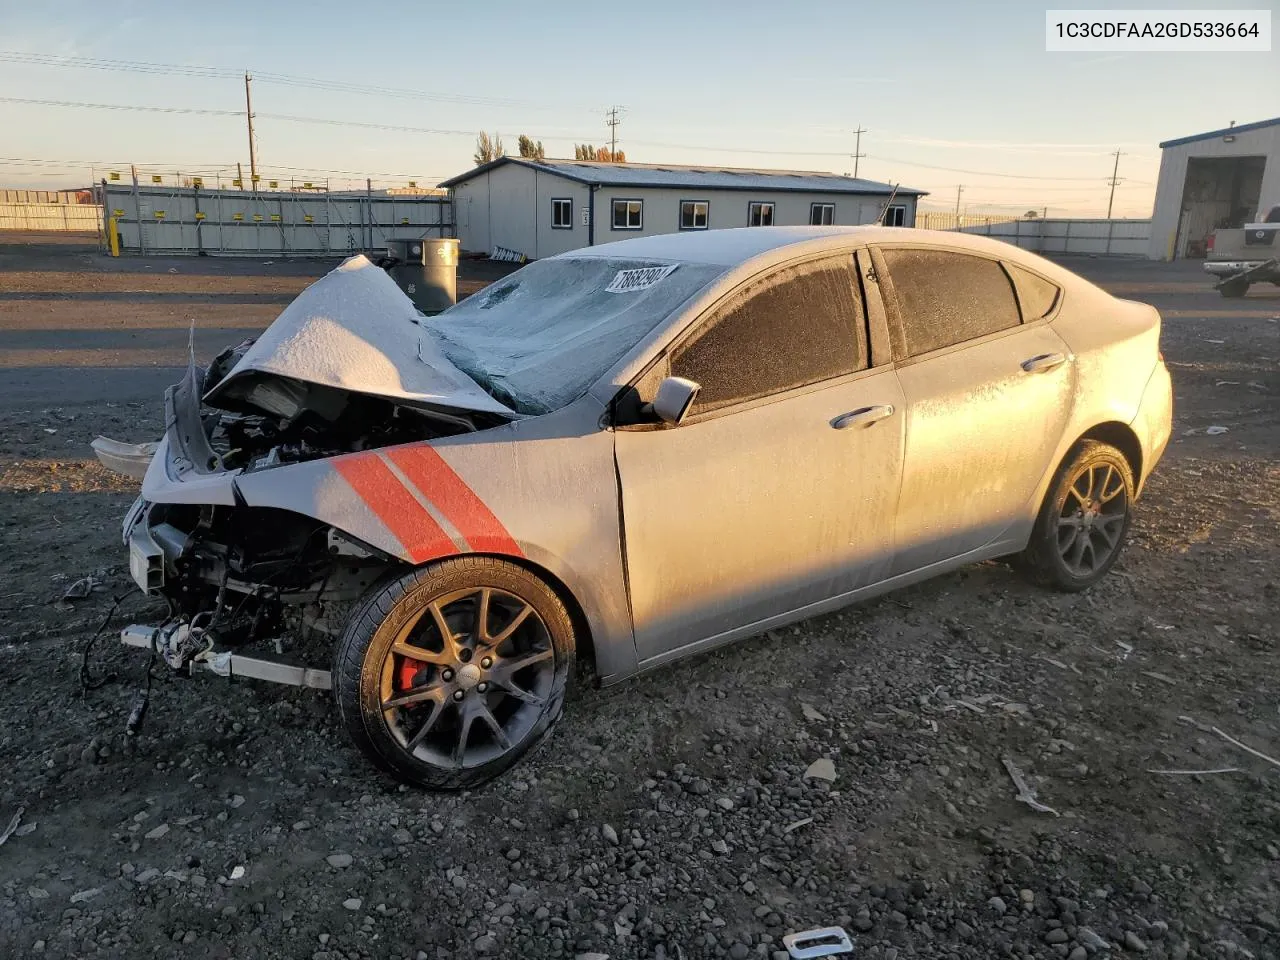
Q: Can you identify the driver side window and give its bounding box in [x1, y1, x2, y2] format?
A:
[670, 255, 868, 416]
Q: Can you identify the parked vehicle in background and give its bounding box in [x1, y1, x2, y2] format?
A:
[1204, 203, 1280, 297]
[107, 226, 1172, 790]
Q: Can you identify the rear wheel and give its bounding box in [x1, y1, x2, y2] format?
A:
[1219, 278, 1250, 298]
[1016, 440, 1134, 592]
[334, 557, 575, 790]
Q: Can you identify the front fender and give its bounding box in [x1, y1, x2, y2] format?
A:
[232, 396, 638, 681]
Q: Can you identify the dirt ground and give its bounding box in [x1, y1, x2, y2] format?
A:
[0, 232, 1277, 960]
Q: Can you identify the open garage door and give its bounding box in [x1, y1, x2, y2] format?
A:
[1173, 156, 1266, 259]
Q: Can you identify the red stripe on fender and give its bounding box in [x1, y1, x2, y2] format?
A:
[386, 445, 525, 557]
[333, 453, 457, 564]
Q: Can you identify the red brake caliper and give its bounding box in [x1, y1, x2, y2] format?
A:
[396, 656, 429, 692]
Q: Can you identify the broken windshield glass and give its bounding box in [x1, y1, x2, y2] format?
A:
[422, 257, 726, 415]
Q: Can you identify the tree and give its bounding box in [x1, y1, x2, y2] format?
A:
[474, 131, 505, 165]
[1024, 209, 1040, 219]
[517, 135, 545, 160]
[574, 144, 625, 162]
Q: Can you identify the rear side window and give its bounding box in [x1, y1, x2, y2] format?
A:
[1005, 263, 1061, 320]
[880, 248, 1021, 358]
[671, 256, 867, 415]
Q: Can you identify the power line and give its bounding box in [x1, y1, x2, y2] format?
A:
[0, 50, 557, 110]
[0, 95, 240, 117]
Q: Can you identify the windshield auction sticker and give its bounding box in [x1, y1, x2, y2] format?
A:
[606, 265, 679, 293]
[1046, 10, 1271, 50]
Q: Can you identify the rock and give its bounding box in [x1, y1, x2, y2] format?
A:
[144, 823, 169, 840]
[853, 915, 874, 932]
[803, 758, 836, 782]
[1123, 931, 1148, 952]
[474, 934, 499, 954]
[228, 795, 246, 809]
[1047, 929, 1070, 944]
[69, 888, 102, 904]
[134, 868, 160, 885]
[1077, 928, 1109, 951]
[800, 703, 827, 722]
[326, 854, 353, 869]
[988, 896, 1008, 916]
[716, 797, 735, 811]
[505, 848, 521, 861]
[1069, 949, 1087, 960]
[601, 824, 619, 845]
[392, 829, 412, 844]
[729, 944, 750, 960]
[28, 888, 49, 900]
[343, 898, 362, 911]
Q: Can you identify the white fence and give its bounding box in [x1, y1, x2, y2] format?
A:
[958, 218, 1151, 256]
[0, 202, 103, 231]
[103, 182, 454, 257]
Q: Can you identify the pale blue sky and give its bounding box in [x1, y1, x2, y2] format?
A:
[1, 0, 1276, 215]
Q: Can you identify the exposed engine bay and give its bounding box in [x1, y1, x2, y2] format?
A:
[107, 255, 522, 689]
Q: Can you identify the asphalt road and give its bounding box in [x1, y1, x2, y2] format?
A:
[0, 231, 512, 410]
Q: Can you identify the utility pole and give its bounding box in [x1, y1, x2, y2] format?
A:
[605, 106, 622, 159]
[244, 72, 258, 186]
[851, 126, 866, 179]
[1105, 148, 1124, 219]
[954, 184, 964, 219]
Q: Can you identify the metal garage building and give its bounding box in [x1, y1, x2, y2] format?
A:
[1148, 116, 1280, 260]
[439, 158, 926, 260]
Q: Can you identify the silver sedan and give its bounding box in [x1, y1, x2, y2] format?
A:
[115, 226, 1172, 789]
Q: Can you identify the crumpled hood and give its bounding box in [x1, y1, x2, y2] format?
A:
[204, 255, 517, 418]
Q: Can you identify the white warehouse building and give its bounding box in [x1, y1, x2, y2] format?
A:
[1148, 115, 1280, 260]
[439, 157, 926, 260]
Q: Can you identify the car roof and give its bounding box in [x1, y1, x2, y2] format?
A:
[557, 225, 1042, 269]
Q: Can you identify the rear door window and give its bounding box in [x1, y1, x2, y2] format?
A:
[878, 248, 1022, 359]
[671, 256, 867, 415]
[1005, 263, 1061, 321]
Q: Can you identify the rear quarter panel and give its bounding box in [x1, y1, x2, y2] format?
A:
[233, 395, 637, 681]
[1044, 273, 1164, 487]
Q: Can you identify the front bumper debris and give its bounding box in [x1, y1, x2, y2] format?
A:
[120, 624, 332, 690]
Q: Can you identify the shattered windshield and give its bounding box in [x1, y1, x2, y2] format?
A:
[422, 257, 726, 415]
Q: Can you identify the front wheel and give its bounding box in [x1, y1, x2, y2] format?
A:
[1219, 278, 1249, 298]
[1016, 440, 1135, 592]
[334, 557, 575, 790]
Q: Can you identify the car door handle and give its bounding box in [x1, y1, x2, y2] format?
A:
[831, 404, 895, 429]
[1021, 352, 1067, 374]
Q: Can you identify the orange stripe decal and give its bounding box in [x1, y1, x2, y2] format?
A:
[333, 452, 456, 563]
[386, 445, 524, 557]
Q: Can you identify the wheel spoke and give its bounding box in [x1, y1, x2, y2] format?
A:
[493, 678, 546, 706]
[476, 700, 512, 751]
[390, 642, 452, 666]
[1098, 464, 1114, 503]
[1067, 529, 1089, 570]
[383, 682, 445, 711]
[404, 695, 448, 751]
[493, 647, 553, 680]
[488, 603, 535, 647]
[428, 601, 465, 661]
[452, 703, 478, 767]
[473, 588, 492, 644]
[1095, 513, 1125, 547]
[1100, 470, 1126, 503]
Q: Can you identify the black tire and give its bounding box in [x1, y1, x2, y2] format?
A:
[1016, 440, 1135, 592]
[1219, 279, 1249, 298]
[334, 557, 575, 790]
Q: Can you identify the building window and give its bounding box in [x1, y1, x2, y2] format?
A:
[680, 200, 709, 230]
[809, 203, 835, 226]
[882, 204, 906, 227]
[612, 199, 643, 230]
[551, 198, 573, 229]
[748, 202, 775, 227]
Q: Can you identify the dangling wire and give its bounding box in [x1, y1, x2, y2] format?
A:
[79, 590, 135, 696]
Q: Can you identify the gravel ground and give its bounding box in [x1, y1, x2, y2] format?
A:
[0, 235, 1278, 960]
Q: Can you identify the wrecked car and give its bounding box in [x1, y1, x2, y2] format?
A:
[112, 226, 1172, 789]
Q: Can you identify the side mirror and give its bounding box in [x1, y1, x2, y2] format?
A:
[645, 376, 700, 426]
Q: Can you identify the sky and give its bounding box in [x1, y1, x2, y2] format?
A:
[1, 0, 1277, 217]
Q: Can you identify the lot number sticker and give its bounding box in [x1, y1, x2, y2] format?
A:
[606, 265, 678, 293]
